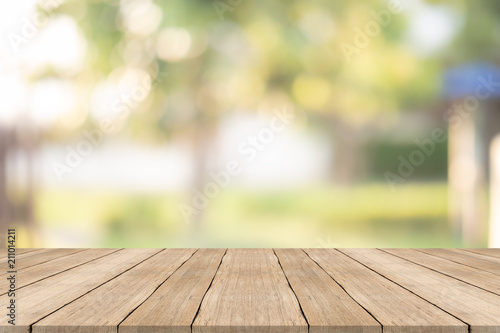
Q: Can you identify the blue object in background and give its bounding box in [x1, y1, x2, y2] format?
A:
[443, 62, 500, 99]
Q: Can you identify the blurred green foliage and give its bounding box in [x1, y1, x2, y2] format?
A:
[367, 138, 448, 180]
[36, 182, 466, 248]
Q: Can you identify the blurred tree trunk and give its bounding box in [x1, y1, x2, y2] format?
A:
[329, 116, 367, 185]
[0, 126, 36, 247]
[490, 135, 500, 247]
[191, 115, 211, 226]
[187, 56, 218, 229]
[24, 128, 36, 245]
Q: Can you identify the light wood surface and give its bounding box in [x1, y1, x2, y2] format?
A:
[33, 249, 196, 333]
[305, 248, 466, 333]
[275, 249, 381, 333]
[193, 249, 308, 333]
[382, 248, 500, 295]
[0, 248, 160, 333]
[417, 248, 500, 275]
[0, 249, 118, 296]
[453, 249, 500, 264]
[340, 248, 500, 332]
[10, 248, 39, 255]
[1, 249, 500, 332]
[120, 248, 226, 333]
[463, 248, 500, 260]
[0, 248, 53, 266]
[7, 248, 84, 271]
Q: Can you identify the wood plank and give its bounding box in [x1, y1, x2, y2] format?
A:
[275, 249, 381, 333]
[120, 248, 226, 333]
[7, 248, 84, 271]
[305, 249, 467, 333]
[0, 249, 52, 266]
[340, 248, 500, 332]
[463, 249, 500, 260]
[0, 249, 119, 295]
[382, 249, 500, 295]
[453, 249, 500, 263]
[0, 248, 160, 333]
[192, 248, 308, 333]
[33, 249, 196, 333]
[417, 248, 500, 275]
[12, 249, 38, 255]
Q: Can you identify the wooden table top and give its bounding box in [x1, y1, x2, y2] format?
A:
[2, 248, 500, 333]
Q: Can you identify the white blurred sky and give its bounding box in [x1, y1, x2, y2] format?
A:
[10, 111, 332, 191]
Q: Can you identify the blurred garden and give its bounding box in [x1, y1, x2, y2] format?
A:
[1, 0, 500, 247]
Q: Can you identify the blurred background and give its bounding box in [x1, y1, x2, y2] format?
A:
[1, 0, 500, 248]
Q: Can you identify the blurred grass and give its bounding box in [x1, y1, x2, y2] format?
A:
[35, 182, 466, 248]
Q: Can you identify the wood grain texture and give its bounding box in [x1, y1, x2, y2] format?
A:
[417, 248, 500, 275]
[11, 249, 38, 255]
[0, 249, 53, 266]
[192, 249, 308, 333]
[9, 248, 84, 271]
[3, 248, 40, 256]
[340, 248, 500, 332]
[453, 249, 500, 264]
[0, 249, 118, 296]
[0, 249, 160, 333]
[382, 248, 500, 295]
[463, 249, 500, 260]
[305, 248, 466, 333]
[274, 249, 380, 333]
[3, 249, 500, 333]
[120, 248, 226, 333]
[33, 249, 196, 333]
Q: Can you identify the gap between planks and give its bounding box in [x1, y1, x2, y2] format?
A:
[28, 249, 165, 333]
[337, 249, 471, 332]
[300, 249, 384, 331]
[272, 249, 311, 331]
[341, 249, 500, 332]
[116, 249, 201, 331]
[380, 248, 500, 297]
[0, 249, 122, 297]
